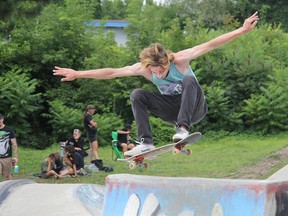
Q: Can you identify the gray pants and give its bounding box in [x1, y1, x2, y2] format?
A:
[130, 76, 208, 144]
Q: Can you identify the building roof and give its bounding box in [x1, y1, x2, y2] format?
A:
[88, 20, 130, 28]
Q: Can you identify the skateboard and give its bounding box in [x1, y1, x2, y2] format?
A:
[117, 132, 202, 169]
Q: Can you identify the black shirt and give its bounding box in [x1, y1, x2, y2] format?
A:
[67, 152, 84, 170]
[117, 128, 129, 143]
[66, 136, 85, 149]
[83, 113, 97, 134]
[0, 126, 16, 158]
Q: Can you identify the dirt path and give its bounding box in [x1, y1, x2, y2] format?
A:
[226, 146, 288, 179]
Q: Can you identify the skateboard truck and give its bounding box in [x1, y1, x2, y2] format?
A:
[172, 143, 192, 156]
[129, 156, 148, 169]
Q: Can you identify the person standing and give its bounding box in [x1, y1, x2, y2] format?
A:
[83, 105, 99, 160]
[0, 113, 18, 180]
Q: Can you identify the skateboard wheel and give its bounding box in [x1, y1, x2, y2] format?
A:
[172, 148, 180, 155]
[129, 162, 137, 169]
[186, 149, 192, 156]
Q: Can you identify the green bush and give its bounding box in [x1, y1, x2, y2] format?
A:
[44, 100, 83, 142]
[0, 69, 43, 148]
[243, 67, 288, 134]
[148, 116, 175, 146]
[94, 113, 124, 147]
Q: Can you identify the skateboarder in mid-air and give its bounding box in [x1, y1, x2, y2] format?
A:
[53, 12, 259, 157]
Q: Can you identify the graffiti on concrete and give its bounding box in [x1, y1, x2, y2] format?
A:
[123, 193, 224, 216]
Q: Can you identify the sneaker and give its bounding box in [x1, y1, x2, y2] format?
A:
[172, 127, 189, 142]
[124, 144, 155, 157]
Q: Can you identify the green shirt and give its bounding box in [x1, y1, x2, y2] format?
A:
[151, 61, 195, 95]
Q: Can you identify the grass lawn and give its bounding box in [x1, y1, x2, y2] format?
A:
[2, 133, 288, 185]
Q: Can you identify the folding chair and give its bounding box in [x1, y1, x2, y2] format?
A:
[111, 131, 124, 160]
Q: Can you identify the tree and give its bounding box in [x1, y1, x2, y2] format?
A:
[243, 68, 288, 134]
[0, 0, 16, 20]
[44, 100, 83, 142]
[100, 0, 127, 19]
[0, 0, 100, 148]
[225, 0, 288, 32]
[93, 0, 102, 19]
[0, 68, 43, 148]
[201, 86, 232, 131]
[1, 0, 288, 146]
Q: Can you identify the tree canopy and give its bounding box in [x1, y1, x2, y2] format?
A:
[1, 0, 287, 148]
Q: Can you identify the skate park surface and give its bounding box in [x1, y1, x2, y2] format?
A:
[1, 165, 288, 216]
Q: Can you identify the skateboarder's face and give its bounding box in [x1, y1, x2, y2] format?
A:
[149, 65, 169, 79]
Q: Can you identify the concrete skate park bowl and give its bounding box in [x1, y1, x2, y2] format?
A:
[1, 165, 288, 216]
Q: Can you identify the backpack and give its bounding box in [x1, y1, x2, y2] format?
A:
[91, 159, 105, 171]
[84, 163, 99, 173]
[91, 159, 113, 172]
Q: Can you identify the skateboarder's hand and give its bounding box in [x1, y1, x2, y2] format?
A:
[53, 66, 77, 81]
[241, 11, 259, 33]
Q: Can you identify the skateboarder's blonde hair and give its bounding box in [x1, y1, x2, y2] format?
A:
[139, 43, 173, 69]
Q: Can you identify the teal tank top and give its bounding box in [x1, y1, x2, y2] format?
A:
[151, 61, 196, 95]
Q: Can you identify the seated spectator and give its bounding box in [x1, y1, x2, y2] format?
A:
[65, 129, 88, 158]
[40, 153, 62, 179]
[117, 124, 135, 153]
[62, 145, 85, 177]
[52, 152, 65, 174]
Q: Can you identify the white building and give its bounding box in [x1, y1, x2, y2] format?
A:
[88, 20, 130, 46]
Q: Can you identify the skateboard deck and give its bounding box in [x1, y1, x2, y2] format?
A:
[118, 132, 202, 169]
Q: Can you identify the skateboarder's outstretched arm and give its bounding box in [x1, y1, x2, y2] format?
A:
[174, 11, 259, 65]
[53, 12, 258, 82]
[53, 62, 152, 81]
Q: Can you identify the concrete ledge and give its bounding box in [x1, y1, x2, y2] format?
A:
[267, 164, 288, 181]
[0, 181, 105, 216]
[103, 174, 288, 216]
[2, 165, 288, 216]
[0, 179, 35, 205]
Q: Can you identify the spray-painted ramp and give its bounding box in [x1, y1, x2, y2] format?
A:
[1, 164, 288, 215]
[103, 172, 288, 216]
